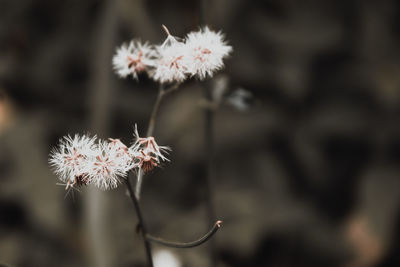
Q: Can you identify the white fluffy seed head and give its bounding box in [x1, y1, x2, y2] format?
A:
[108, 138, 138, 172]
[49, 135, 136, 190]
[130, 125, 170, 162]
[112, 40, 157, 79]
[49, 134, 97, 184]
[85, 140, 133, 190]
[112, 26, 232, 84]
[184, 26, 232, 80]
[152, 36, 189, 84]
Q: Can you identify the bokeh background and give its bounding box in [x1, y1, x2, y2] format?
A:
[1, 0, 400, 266]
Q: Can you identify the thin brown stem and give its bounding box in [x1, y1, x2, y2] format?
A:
[126, 177, 154, 267]
[126, 82, 180, 266]
[134, 85, 163, 198]
[163, 83, 180, 96]
[146, 85, 164, 137]
[134, 168, 144, 199]
[161, 24, 171, 36]
[146, 83, 180, 137]
[135, 83, 179, 199]
[146, 221, 222, 248]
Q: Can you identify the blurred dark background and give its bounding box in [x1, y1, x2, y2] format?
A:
[1, 0, 400, 266]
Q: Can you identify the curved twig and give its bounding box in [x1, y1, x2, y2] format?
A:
[145, 220, 222, 248]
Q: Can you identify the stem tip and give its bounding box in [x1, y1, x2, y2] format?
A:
[161, 24, 171, 36]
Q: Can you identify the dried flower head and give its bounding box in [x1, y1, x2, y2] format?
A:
[49, 135, 137, 191]
[184, 26, 232, 80]
[152, 26, 189, 84]
[112, 40, 156, 79]
[49, 134, 97, 189]
[130, 125, 170, 173]
[86, 139, 134, 190]
[136, 149, 159, 173]
[108, 138, 131, 162]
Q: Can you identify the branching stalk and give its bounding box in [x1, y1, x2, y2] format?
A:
[126, 77, 220, 266]
[135, 83, 178, 199]
[127, 82, 180, 266]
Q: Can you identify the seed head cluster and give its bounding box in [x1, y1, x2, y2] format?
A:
[112, 26, 232, 83]
[112, 41, 156, 79]
[49, 129, 169, 190]
[129, 126, 170, 173]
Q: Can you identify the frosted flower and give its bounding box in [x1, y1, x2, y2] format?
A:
[130, 125, 170, 173]
[152, 26, 189, 84]
[49, 134, 97, 189]
[86, 140, 133, 190]
[184, 26, 232, 80]
[112, 40, 156, 79]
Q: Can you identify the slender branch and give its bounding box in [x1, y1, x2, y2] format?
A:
[125, 81, 183, 265]
[163, 83, 180, 96]
[134, 168, 144, 199]
[126, 82, 180, 265]
[136, 85, 164, 199]
[135, 83, 179, 199]
[146, 85, 165, 137]
[146, 83, 179, 138]
[126, 177, 154, 267]
[146, 221, 222, 248]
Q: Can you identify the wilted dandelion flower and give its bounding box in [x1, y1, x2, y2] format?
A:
[112, 40, 156, 79]
[49, 134, 97, 189]
[152, 26, 189, 84]
[86, 139, 133, 190]
[184, 26, 232, 80]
